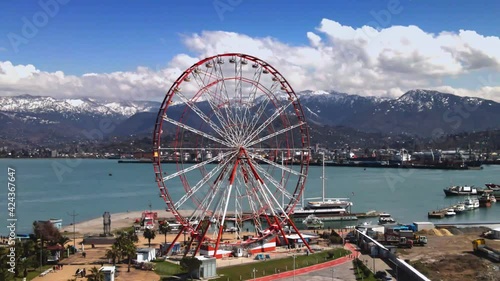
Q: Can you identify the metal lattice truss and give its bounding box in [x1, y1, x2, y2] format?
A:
[152, 53, 313, 257]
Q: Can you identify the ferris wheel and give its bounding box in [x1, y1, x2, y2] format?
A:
[153, 53, 312, 257]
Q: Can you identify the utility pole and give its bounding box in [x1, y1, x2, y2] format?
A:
[68, 210, 79, 250]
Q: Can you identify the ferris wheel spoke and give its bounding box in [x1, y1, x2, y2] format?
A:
[203, 91, 240, 144]
[174, 154, 236, 209]
[241, 99, 294, 145]
[174, 90, 233, 142]
[249, 160, 295, 203]
[240, 65, 263, 133]
[190, 164, 233, 226]
[192, 72, 240, 144]
[214, 59, 239, 134]
[246, 121, 305, 147]
[247, 94, 271, 133]
[244, 158, 288, 219]
[162, 150, 234, 181]
[162, 115, 231, 147]
[246, 151, 306, 177]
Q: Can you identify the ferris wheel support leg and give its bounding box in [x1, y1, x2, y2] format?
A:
[214, 182, 235, 258]
[286, 218, 314, 253]
[193, 220, 212, 257]
[183, 222, 204, 258]
[274, 216, 289, 245]
[164, 225, 188, 256]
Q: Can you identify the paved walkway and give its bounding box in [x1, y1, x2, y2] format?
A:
[276, 261, 356, 281]
[254, 243, 359, 281]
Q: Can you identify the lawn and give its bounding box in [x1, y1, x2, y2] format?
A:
[352, 259, 377, 281]
[153, 260, 183, 277]
[214, 248, 350, 281]
[13, 265, 54, 281]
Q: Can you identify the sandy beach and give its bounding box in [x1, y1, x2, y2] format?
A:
[34, 209, 181, 281]
[60, 209, 171, 236]
[36, 209, 319, 281]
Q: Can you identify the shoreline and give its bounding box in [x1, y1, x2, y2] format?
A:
[60, 209, 172, 235]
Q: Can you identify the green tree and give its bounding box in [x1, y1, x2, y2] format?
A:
[86, 266, 105, 281]
[158, 220, 172, 244]
[105, 244, 121, 266]
[0, 247, 15, 280]
[32, 220, 62, 267]
[143, 228, 156, 247]
[180, 257, 202, 279]
[121, 241, 137, 273]
[115, 230, 137, 273]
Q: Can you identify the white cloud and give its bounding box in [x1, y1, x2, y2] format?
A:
[0, 19, 499, 102]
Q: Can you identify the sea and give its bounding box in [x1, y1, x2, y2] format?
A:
[1, 159, 499, 234]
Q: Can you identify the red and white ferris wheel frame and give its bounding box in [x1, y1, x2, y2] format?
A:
[152, 53, 311, 252]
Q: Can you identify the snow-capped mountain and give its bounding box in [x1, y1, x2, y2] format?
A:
[0, 94, 160, 117]
[1, 89, 500, 146]
[298, 89, 500, 135]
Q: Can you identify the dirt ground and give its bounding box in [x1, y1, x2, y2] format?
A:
[37, 210, 320, 281]
[397, 227, 500, 281]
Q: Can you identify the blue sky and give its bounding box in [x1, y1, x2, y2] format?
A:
[0, 0, 499, 101]
[1, 0, 499, 75]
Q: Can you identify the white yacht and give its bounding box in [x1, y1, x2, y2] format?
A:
[302, 215, 324, 229]
[293, 153, 354, 218]
[445, 209, 456, 216]
[378, 213, 396, 224]
[464, 197, 480, 210]
[453, 204, 465, 213]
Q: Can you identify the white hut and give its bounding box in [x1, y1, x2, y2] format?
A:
[136, 248, 156, 262]
[492, 227, 500, 239]
[99, 266, 115, 281]
[193, 256, 217, 279]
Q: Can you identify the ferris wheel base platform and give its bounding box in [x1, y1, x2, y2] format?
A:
[200, 241, 277, 259]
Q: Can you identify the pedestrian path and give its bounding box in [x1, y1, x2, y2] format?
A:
[254, 243, 359, 281]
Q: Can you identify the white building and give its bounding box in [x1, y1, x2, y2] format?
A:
[492, 227, 500, 239]
[99, 266, 116, 281]
[193, 256, 217, 279]
[136, 248, 156, 262]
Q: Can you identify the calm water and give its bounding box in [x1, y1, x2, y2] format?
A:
[1, 159, 499, 234]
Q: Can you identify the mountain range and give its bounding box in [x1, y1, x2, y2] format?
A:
[1, 90, 500, 148]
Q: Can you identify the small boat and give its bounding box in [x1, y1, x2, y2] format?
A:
[443, 185, 481, 196]
[484, 183, 500, 196]
[453, 204, 465, 213]
[378, 213, 396, 224]
[479, 193, 495, 207]
[302, 215, 324, 229]
[464, 197, 480, 210]
[445, 209, 456, 216]
[485, 183, 500, 189]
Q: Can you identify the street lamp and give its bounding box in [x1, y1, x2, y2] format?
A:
[252, 268, 257, 280]
[292, 254, 297, 281]
[331, 268, 335, 281]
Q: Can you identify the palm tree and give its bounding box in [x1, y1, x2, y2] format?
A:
[86, 266, 104, 281]
[0, 248, 14, 280]
[121, 241, 137, 272]
[105, 244, 120, 266]
[114, 230, 137, 272]
[158, 220, 171, 244]
[143, 228, 156, 247]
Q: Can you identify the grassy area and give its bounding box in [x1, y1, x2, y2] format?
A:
[214, 248, 350, 281]
[13, 265, 54, 281]
[352, 259, 377, 281]
[112, 225, 134, 234]
[153, 260, 183, 278]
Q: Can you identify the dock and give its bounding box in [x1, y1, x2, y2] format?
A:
[354, 210, 380, 218]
